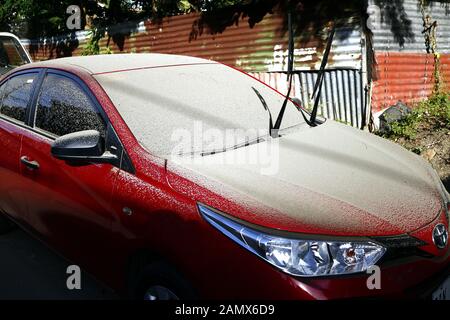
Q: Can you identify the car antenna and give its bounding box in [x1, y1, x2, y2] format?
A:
[309, 23, 336, 126]
[272, 9, 295, 137]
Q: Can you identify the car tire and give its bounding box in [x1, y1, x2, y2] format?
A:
[0, 213, 15, 235]
[130, 260, 197, 300]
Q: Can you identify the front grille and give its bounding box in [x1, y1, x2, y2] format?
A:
[370, 234, 433, 263]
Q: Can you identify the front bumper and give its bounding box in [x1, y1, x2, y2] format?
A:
[285, 255, 450, 300]
[194, 233, 450, 299]
[193, 204, 450, 299]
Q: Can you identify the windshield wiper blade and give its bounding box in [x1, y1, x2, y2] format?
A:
[200, 136, 266, 157]
[251, 86, 275, 137]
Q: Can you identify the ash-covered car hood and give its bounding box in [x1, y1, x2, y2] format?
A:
[167, 121, 448, 237]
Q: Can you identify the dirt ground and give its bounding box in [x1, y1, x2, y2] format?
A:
[394, 125, 450, 192]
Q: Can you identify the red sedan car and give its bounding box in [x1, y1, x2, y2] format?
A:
[0, 54, 448, 300]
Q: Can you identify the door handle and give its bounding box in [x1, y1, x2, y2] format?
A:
[20, 156, 40, 170]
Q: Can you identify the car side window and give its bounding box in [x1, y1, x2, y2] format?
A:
[35, 73, 105, 137]
[0, 73, 36, 123]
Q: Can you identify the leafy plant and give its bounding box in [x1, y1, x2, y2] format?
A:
[82, 28, 101, 55]
[380, 92, 450, 140]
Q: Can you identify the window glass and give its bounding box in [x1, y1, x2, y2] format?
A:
[0, 74, 36, 122]
[95, 64, 304, 156]
[0, 80, 4, 106]
[35, 74, 105, 137]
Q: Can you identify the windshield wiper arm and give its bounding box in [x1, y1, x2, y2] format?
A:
[272, 11, 295, 137]
[272, 10, 336, 130]
[309, 25, 336, 125]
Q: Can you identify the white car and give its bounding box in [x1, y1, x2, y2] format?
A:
[0, 32, 31, 76]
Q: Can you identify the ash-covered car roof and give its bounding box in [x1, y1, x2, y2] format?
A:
[30, 53, 215, 74]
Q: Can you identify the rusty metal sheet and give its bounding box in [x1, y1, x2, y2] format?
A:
[250, 68, 366, 129]
[369, 0, 450, 53]
[21, 11, 365, 128]
[22, 11, 362, 73]
[369, 0, 450, 112]
[372, 52, 450, 112]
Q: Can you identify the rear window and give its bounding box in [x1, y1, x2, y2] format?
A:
[0, 73, 36, 123]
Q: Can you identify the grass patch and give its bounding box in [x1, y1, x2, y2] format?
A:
[379, 92, 450, 140]
[377, 92, 450, 191]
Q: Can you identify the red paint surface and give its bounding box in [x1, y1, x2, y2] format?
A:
[0, 63, 448, 299]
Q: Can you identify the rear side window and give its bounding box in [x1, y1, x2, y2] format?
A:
[35, 74, 105, 137]
[0, 73, 36, 123]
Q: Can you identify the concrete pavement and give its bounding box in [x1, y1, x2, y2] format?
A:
[0, 228, 117, 300]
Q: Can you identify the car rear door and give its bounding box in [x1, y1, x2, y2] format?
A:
[18, 69, 126, 276]
[0, 71, 39, 224]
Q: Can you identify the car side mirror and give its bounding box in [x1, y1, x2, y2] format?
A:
[51, 130, 117, 164]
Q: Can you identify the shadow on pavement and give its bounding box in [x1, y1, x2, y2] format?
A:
[0, 228, 118, 300]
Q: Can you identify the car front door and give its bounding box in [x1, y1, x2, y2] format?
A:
[0, 71, 39, 224]
[19, 69, 127, 277]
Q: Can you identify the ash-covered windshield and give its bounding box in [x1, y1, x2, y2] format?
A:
[95, 63, 305, 157]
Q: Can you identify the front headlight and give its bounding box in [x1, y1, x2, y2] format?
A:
[199, 204, 386, 277]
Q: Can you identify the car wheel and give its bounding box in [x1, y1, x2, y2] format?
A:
[131, 261, 197, 300]
[0, 213, 15, 235]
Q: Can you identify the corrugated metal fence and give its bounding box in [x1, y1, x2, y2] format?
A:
[369, 0, 450, 112]
[370, 0, 450, 53]
[251, 68, 367, 128]
[296, 69, 366, 127]
[22, 11, 367, 128]
[19, 2, 450, 127]
[23, 13, 363, 71]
